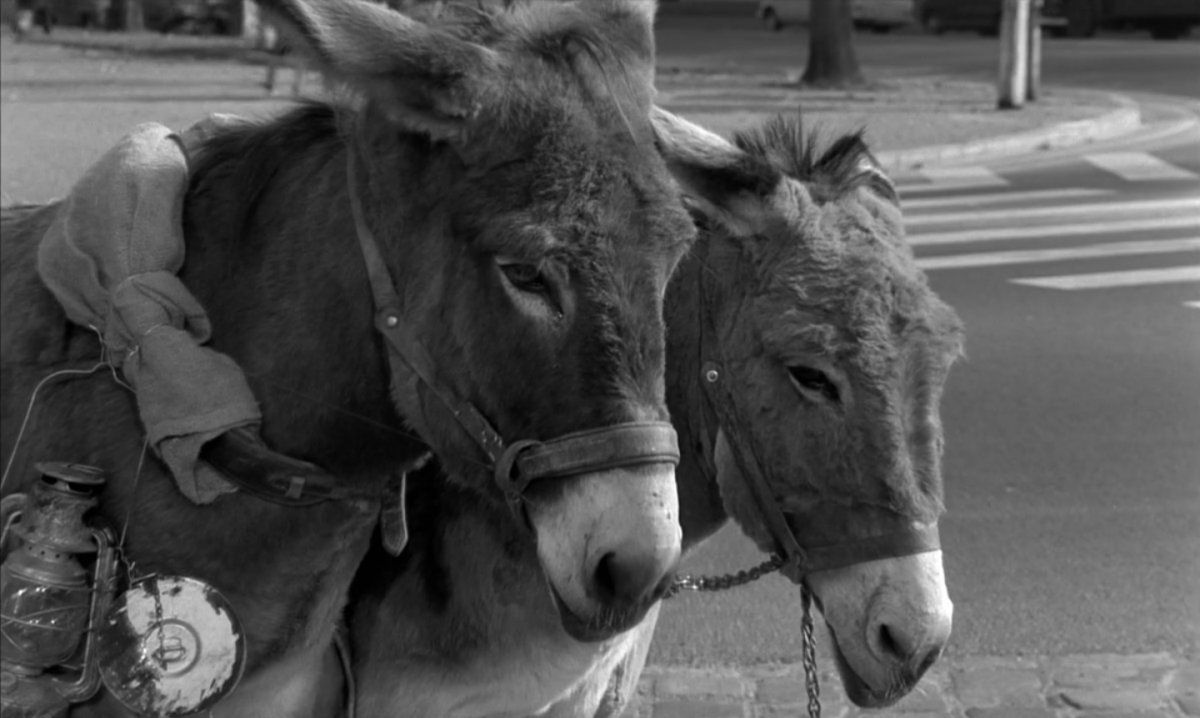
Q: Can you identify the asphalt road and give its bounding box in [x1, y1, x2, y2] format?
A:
[648, 121, 1200, 666]
[654, 14, 1200, 100]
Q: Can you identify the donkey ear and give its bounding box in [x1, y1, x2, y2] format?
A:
[256, 0, 500, 139]
[854, 156, 900, 207]
[651, 107, 783, 237]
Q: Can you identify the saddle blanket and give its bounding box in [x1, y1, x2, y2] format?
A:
[36, 116, 260, 504]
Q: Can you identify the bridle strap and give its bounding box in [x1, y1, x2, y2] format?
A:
[802, 522, 941, 574]
[347, 149, 508, 465]
[694, 259, 810, 581]
[200, 426, 380, 507]
[345, 148, 680, 520]
[494, 422, 680, 507]
[700, 365, 810, 581]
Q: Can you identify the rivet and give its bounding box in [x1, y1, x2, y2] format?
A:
[705, 369, 720, 383]
[384, 314, 400, 328]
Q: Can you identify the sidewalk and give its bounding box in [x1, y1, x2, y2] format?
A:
[4, 30, 1145, 178]
[652, 68, 1140, 174]
[632, 653, 1199, 717]
[3, 29, 1144, 177]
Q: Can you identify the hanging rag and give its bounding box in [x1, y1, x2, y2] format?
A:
[35, 115, 260, 504]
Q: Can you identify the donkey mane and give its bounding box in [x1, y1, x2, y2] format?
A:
[733, 114, 895, 205]
[186, 103, 342, 245]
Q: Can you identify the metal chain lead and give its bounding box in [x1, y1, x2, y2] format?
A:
[801, 585, 821, 718]
[663, 555, 783, 597]
[664, 556, 821, 718]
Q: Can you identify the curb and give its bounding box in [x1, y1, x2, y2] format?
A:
[632, 652, 1199, 718]
[876, 92, 1143, 173]
[653, 68, 1146, 172]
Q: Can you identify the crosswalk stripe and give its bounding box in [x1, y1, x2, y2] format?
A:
[917, 238, 1200, 270]
[1011, 266, 1200, 290]
[901, 187, 1112, 211]
[908, 216, 1198, 246]
[896, 166, 1008, 193]
[1083, 153, 1199, 182]
[905, 197, 1200, 228]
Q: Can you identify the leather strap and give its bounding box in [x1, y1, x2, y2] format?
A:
[200, 427, 380, 507]
[379, 472, 409, 556]
[345, 147, 681, 520]
[802, 522, 941, 574]
[494, 421, 679, 507]
[347, 149, 509, 467]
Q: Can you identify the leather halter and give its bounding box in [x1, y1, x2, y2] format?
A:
[695, 253, 940, 583]
[344, 148, 680, 519]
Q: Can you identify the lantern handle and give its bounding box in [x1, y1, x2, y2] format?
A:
[54, 524, 119, 704]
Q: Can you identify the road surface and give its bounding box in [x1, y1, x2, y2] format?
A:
[655, 15, 1200, 100]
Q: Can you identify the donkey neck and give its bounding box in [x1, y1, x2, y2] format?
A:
[665, 233, 732, 553]
[182, 104, 430, 480]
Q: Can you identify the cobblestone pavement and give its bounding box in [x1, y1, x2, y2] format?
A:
[627, 653, 1198, 718]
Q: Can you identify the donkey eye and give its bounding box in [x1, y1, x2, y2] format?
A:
[788, 366, 840, 403]
[500, 262, 548, 293]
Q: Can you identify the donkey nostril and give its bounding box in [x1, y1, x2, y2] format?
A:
[875, 622, 942, 679]
[878, 623, 904, 661]
[593, 553, 619, 603]
[590, 548, 677, 606]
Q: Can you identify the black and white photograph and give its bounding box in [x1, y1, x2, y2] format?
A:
[1, 0, 1196, 716]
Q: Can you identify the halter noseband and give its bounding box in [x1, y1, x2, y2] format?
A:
[695, 252, 940, 583]
[345, 148, 680, 521]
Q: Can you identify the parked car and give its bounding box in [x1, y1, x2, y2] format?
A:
[143, 0, 232, 34]
[757, 0, 916, 32]
[915, 0, 1066, 36]
[31, 0, 109, 29]
[1044, 0, 1200, 39]
[852, 0, 916, 31]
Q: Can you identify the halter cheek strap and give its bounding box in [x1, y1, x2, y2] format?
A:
[345, 147, 680, 524]
[696, 263, 939, 582]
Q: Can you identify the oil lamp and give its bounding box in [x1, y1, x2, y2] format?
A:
[0, 462, 118, 718]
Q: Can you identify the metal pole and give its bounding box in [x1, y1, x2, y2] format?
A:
[997, 0, 1031, 109]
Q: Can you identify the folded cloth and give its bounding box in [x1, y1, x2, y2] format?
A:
[36, 115, 260, 504]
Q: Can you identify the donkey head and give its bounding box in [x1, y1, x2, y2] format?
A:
[655, 110, 965, 706]
[261, 0, 695, 640]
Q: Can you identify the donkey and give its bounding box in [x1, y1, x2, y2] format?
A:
[336, 111, 966, 716]
[0, 0, 699, 715]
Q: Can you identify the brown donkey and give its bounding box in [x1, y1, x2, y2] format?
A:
[338, 111, 965, 716]
[0, 1, 698, 715]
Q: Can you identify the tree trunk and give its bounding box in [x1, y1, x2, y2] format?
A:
[108, 0, 142, 31]
[801, 0, 866, 88]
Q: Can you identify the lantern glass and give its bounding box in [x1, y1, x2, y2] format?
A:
[0, 548, 92, 668]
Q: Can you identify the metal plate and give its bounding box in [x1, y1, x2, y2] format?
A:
[97, 575, 245, 717]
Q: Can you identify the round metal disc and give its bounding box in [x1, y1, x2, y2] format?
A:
[97, 575, 245, 717]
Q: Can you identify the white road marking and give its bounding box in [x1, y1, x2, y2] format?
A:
[896, 166, 1009, 193]
[904, 197, 1200, 228]
[908, 216, 1199, 246]
[901, 187, 1112, 211]
[1083, 152, 1199, 182]
[1184, 301, 1200, 309]
[1011, 266, 1200, 290]
[917, 238, 1200, 270]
